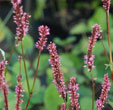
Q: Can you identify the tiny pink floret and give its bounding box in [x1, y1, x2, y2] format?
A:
[61, 103, 66, 110]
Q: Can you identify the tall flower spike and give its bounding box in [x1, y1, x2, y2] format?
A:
[48, 42, 66, 100]
[11, 0, 31, 46]
[102, 0, 110, 11]
[35, 25, 50, 51]
[68, 77, 80, 110]
[61, 103, 66, 110]
[0, 60, 7, 90]
[84, 24, 102, 72]
[15, 75, 24, 110]
[96, 74, 110, 110]
[2, 82, 9, 110]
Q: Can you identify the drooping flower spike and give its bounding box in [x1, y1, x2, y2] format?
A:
[96, 74, 110, 110]
[102, 0, 110, 11]
[48, 42, 66, 100]
[68, 77, 80, 110]
[35, 25, 50, 51]
[84, 24, 102, 72]
[11, 0, 31, 46]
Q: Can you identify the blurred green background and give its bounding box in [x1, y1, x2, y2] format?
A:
[0, 0, 113, 110]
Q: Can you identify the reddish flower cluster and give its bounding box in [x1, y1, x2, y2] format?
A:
[0, 60, 9, 110]
[61, 103, 66, 110]
[84, 24, 102, 72]
[35, 25, 50, 51]
[0, 60, 7, 90]
[102, 0, 110, 11]
[15, 75, 24, 110]
[68, 77, 80, 110]
[48, 42, 66, 99]
[11, 0, 31, 46]
[96, 74, 110, 110]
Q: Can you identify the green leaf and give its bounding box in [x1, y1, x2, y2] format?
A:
[108, 101, 113, 108]
[11, 60, 30, 85]
[46, 68, 53, 84]
[80, 97, 96, 110]
[31, 87, 46, 104]
[8, 91, 16, 109]
[88, 7, 113, 31]
[16, 34, 34, 55]
[44, 84, 63, 110]
[33, 54, 49, 75]
[34, 0, 46, 19]
[54, 36, 76, 47]
[23, 78, 40, 94]
[79, 86, 92, 97]
[70, 23, 88, 34]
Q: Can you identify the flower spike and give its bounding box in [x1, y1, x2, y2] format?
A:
[11, 0, 31, 46]
[84, 24, 102, 72]
[48, 42, 66, 100]
[96, 74, 111, 110]
[35, 25, 50, 51]
[68, 77, 80, 110]
[102, 0, 110, 11]
[15, 75, 24, 110]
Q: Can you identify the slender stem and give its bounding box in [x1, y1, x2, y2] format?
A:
[106, 11, 112, 65]
[25, 51, 41, 110]
[25, 93, 32, 110]
[21, 41, 30, 95]
[101, 40, 109, 62]
[31, 51, 41, 92]
[19, 57, 21, 76]
[4, 46, 15, 77]
[90, 72, 95, 110]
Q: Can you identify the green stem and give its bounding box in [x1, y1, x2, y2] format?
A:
[106, 11, 112, 65]
[4, 46, 15, 77]
[90, 72, 95, 110]
[101, 40, 109, 62]
[25, 51, 41, 110]
[21, 41, 30, 95]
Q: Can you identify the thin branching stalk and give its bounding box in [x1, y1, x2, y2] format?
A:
[106, 11, 112, 65]
[4, 46, 15, 77]
[101, 40, 109, 62]
[21, 41, 30, 95]
[25, 51, 41, 110]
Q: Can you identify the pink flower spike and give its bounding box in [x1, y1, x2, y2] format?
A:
[84, 24, 102, 72]
[61, 103, 66, 110]
[48, 42, 66, 100]
[11, 0, 31, 46]
[35, 25, 50, 51]
[15, 75, 24, 110]
[68, 77, 80, 110]
[0, 60, 7, 90]
[2, 82, 9, 110]
[96, 74, 111, 110]
[102, 0, 110, 11]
